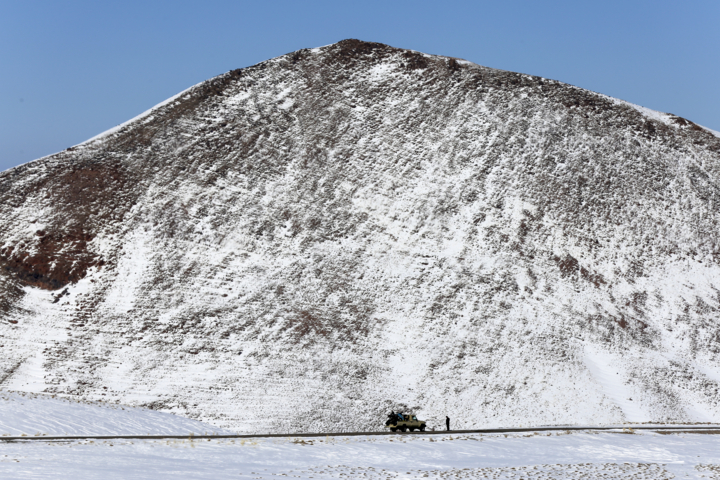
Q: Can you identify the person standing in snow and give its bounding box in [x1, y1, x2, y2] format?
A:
[446, 416, 450, 431]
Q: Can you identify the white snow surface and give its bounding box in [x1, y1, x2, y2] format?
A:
[1, 39, 720, 434]
[2, 430, 720, 479]
[0, 391, 233, 436]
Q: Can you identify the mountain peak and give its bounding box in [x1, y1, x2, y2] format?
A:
[1, 41, 719, 432]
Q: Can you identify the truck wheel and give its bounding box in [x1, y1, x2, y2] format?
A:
[400, 425, 407, 432]
[390, 427, 397, 432]
[409, 427, 415, 432]
[420, 425, 426, 432]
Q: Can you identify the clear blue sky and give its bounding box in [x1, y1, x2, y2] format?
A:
[1, 0, 718, 172]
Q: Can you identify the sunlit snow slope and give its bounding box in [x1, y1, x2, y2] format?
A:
[0, 391, 232, 436]
[1, 39, 720, 433]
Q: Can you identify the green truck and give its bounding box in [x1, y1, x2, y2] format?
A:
[385, 412, 426, 432]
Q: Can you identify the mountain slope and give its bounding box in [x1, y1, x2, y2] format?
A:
[1, 39, 720, 432]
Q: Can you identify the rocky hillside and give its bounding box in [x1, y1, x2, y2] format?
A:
[1, 39, 720, 433]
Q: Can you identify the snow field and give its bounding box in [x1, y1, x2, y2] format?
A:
[0, 391, 234, 436]
[2, 430, 720, 479]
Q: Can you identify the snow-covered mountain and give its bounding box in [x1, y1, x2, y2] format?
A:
[1, 39, 719, 433]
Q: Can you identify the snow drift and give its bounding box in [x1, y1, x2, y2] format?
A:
[0, 391, 231, 436]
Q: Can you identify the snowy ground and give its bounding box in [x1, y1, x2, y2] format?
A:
[0, 391, 233, 436]
[2, 391, 720, 479]
[2, 430, 720, 479]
